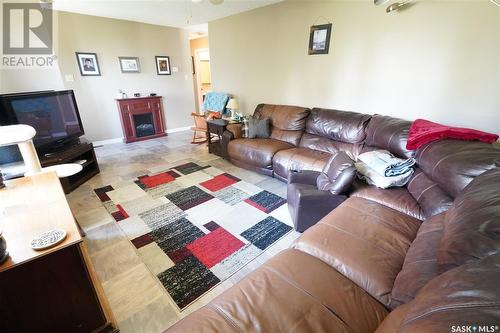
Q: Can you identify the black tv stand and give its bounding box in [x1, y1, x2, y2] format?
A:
[39, 138, 100, 194]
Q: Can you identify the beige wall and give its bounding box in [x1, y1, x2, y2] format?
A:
[0, 13, 65, 93]
[56, 12, 195, 142]
[1, 12, 195, 142]
[209, 0, 500, 134]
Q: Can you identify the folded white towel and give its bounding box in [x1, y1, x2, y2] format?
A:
[357, 150, 405, 175]
[355, 161, 414, 189]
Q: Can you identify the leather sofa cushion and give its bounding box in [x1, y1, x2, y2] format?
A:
[364, 114, 414, 159]
[317, 151, 356, 194]
[228, 138, 293, 168]
[406, 168, 453, 218]
[272, 147, 331, 181]
[305, 108, 371, 144]
[350, 180, 425, 220]
[390, 212, 445, 309]
[395, 253, 500, 333]
[374, 303, 412, 333]
[415, 139, 500, 198]
[299, 132, 364, 158]
[165, 249, 389, 333]
[254, 104, 310, 146]
[438, 167, 500, 272]
[292, 197, 421, 306]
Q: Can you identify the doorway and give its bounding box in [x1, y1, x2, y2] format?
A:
[195, 49, 212, 111]
[190, 37, 211, 113]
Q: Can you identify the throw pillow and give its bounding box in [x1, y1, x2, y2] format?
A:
[248, 116, 271, 139]
[241, 117, 249, 138]
[316, 151, 356, 194]
[206, 111, 221, 120]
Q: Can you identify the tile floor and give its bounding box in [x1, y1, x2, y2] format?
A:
[67, 131, 300, 333]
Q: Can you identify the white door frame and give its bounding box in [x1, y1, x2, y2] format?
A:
[194, 48, 210, 112]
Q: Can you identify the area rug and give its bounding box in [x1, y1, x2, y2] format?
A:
[94, 162, 293, 310]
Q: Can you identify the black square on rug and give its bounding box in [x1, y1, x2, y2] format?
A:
[158, 255, 221, 309]
[241, 216, 293, 250]
[166, 186, 214, 210]
[174, 162, 209, 175]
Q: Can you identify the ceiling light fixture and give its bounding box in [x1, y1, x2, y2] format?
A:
[386, 0, 412, 13]
[490, 0, 500, 6]
[374, 0, 390, 5]
[191, 0, 225, 4]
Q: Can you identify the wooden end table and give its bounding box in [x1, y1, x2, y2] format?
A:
[207, 118, 241, 158]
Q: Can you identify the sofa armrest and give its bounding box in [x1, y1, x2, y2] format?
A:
[221, 130, 235, 160]
[288, 170, 321, 186]
[287, 183, 347, 232]
[226, 123, 243, 139]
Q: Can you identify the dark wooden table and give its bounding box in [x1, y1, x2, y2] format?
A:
[0, 172, 117, 333]
[207, 118, 241, 158]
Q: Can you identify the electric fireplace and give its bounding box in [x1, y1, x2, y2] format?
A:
[116, 96, 167, 143]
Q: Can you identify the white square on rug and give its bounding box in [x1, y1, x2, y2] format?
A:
[214, 201, 268, 235]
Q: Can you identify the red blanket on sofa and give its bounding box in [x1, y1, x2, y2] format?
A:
[407, 119, 499, 150]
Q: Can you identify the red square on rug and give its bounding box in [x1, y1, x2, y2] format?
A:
[139, 173, 176, 188]
[186, 228, 244, 268]
[200, 174, 239, 192]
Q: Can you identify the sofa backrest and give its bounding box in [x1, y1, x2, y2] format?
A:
[389, 212, 445, 309]
[299, 108, 371, 158]
[406, 168, 454, 218]
[379, 167, 500, 332]
[363, 114, 414, 159]
[438, 167, 500, 272]
[415, 139, 500, 198]
[385, 253, 500, 333]
[254, 104, 310, 146]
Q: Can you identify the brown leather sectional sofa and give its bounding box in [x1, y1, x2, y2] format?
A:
[166, 104, 500, 333]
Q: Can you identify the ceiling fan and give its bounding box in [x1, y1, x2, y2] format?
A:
[192, 0, 224, 5]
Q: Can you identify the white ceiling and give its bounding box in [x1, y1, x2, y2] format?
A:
[53, 0, 281, 32]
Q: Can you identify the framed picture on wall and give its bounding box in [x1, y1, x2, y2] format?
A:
[155, 56, 171, 75]
[119, 57, 140, 73]
[308, 23, 332, 55]
[76, 52, 101, 76]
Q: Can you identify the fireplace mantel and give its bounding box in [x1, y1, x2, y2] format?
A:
[116, 96, 167, 143]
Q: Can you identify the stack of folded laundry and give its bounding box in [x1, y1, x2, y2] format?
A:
[355, 150, 416, 188]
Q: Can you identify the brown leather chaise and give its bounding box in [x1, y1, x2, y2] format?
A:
[166, 105, 500, 333]
[287, 151, 357, 232]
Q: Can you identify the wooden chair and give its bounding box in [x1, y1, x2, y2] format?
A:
[190, 111, 221, 144]
[191, 92, 230, 144]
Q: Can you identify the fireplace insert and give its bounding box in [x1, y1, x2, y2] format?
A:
[133, 113, 155, 137]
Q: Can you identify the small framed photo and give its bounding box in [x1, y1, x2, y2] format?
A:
[119, 57, 140, 73]
[308, 23, 332, 55]
[155, 56, 171, 75]
[76, 52, 101, 76]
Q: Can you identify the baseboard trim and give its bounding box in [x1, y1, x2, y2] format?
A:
[166, 126, 191, 134]
[91, 126, 191, 146]
[92, 137, 123, 146]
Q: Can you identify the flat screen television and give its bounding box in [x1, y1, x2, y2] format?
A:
[0, 90, 85, 156]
